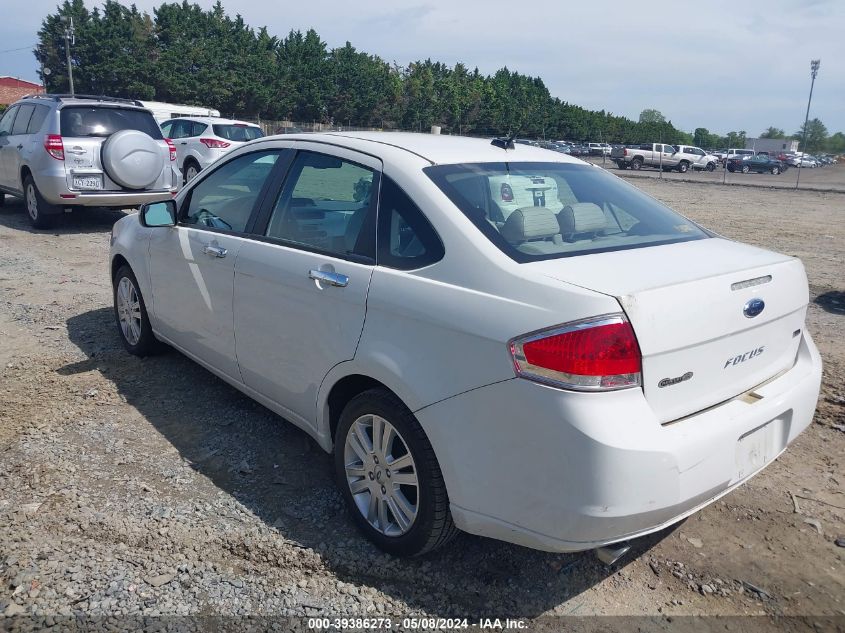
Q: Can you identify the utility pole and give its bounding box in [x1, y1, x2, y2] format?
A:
[60, 15, 76, 96]
[796, 59, 820, 190]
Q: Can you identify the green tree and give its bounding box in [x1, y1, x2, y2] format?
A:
[638, 108, 666, 124]
[760, 126, 785, 138]
[826, 132, 845, 153]
[796, 118, 828, 153]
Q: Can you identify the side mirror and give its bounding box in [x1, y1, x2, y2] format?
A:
[140, 200, 177, 227]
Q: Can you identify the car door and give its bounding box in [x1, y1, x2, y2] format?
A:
[6, 104, 42, 191]
[167, 119, 192, 171]
[0, 105, 19, 188]
[147, 148, 286, 381]
[233, 144, 381, 428]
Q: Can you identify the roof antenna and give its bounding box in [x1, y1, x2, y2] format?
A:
[491, 128, 517, 150]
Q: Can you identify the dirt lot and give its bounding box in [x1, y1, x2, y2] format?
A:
[0, 180, 843, 625]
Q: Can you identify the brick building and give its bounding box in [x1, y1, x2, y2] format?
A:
[0, 76, 44, 105]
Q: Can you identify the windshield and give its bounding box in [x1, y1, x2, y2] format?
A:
[212, 124, 263, 142]
[424, 162, 709, 262]
[60, 106, 163, 139]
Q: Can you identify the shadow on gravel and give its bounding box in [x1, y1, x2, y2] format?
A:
[814, 291, 845, 316]
[61, 306, 677, 617]
[0, 196, 127, 235]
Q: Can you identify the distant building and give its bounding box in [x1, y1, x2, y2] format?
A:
[0, 76, 44, 105]
[745, 137, 799, 154]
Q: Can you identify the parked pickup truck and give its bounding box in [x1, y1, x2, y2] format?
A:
[611, 143, 680, 171]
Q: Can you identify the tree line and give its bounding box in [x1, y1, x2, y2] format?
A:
[31, 0, 844, 151]
[33, 0, 694, 142]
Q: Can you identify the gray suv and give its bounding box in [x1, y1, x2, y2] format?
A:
[0, 94, 179, 228]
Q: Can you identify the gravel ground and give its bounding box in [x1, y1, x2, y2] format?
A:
[0, 180, 843, 627]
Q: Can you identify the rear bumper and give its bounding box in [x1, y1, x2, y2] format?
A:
[415, 331, 822, 552]
[37, 168, 179, 209]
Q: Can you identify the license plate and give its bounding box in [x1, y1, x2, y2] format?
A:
[72, 176, 102, 190]
[734, 419, 786, 481]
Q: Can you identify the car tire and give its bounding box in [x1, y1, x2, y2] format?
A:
[113, 265, 161, 356]
[616, 161, 627, 170]
[183, 160, 201, 183]
[631, 158, 643, 171]
[677, 161, 689, 173]
[706, 162, 716, 172]
[771, 166, 780, 175]
[334, 388, 459, 557]
[741, 165, 750, 174]
[0, 192, 5, 207]
[24, 175, 60, 229]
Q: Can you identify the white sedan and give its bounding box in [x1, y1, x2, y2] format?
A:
[110, 132, 822, 557]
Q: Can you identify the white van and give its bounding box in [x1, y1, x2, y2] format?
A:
[138, 101, 220, 124]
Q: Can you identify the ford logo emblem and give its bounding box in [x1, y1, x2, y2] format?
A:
[743, 298, 765, 318]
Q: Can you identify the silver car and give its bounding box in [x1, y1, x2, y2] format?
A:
[0, 94, 180, 228]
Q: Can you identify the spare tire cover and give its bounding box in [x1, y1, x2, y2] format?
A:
[101, 129, 164, 190]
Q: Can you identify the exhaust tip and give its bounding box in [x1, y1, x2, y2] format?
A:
[595, 542, 631, 566]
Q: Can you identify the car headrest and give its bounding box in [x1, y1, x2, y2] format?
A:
[558, 203, 606, 236]
[500, 207, 560, 243]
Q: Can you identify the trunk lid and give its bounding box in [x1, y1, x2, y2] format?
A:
[528, 238, 808, 422]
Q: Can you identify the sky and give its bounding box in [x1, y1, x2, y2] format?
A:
[1, 0, 842, 136]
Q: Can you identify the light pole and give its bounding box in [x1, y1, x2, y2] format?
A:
[796, 59, 820, 190]
[60, 15, 75, 96]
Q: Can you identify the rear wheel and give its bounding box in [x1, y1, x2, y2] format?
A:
[630, 158, 643, 171]
[741, 165, 750, 174]
[771, 166, 781, 175]
[0, 192, 5, 206]
[24, 175, 59, 229]
[616, 161, 627, 170]
[184, 160, 200, 183]
[335, 389, 458, 556]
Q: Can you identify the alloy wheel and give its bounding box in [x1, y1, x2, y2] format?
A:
[26, 184, 38, 221]
[343, 414, 419, 536]
[116, 277, 142, 346]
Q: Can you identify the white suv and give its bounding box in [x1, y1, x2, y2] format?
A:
[160, 116, 263, 182]
[110, 132, 821, 557]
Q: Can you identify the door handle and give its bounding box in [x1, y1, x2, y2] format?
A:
[309, 269, 348, 287]
[180, 142, 187, 145]
[202, 244, 227, 258]
[16, 144, 23, 150]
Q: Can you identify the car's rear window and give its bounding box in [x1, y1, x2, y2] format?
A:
[212, 124, 263, 142]
[60, 106, 163, 139]
[424, 162, 710, 262]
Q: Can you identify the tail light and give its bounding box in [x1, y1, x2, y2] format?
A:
[44, 134, 64, 160]
[200, 138, 231, 149]
[509, 314, 642, 391]
[165, 138, 177, 161]
[623, 148, 628, 156]
[500, 183, 514, 202]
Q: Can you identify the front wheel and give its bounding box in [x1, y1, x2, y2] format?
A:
[771, 166, 781, 175]
[706, 162, 716, 172]
[113, 266, 161, 356]
[741, 165, 750, 174]
[24, 176, 60, 229]
[335, 389, 458, 557]
[677, 161, 689, 173]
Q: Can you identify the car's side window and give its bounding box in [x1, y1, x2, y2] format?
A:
[10, 104, 34, 135]
[377, 176, 444, 270]
[169, 120, 191, 139]
[191, 122, 207, 136]
[160, 121, 173, 137]
[26, 105, 49, 134]
[182, 150, 280, 233]
[0, 106, 18, 136]
[265, 151, 376, 260]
